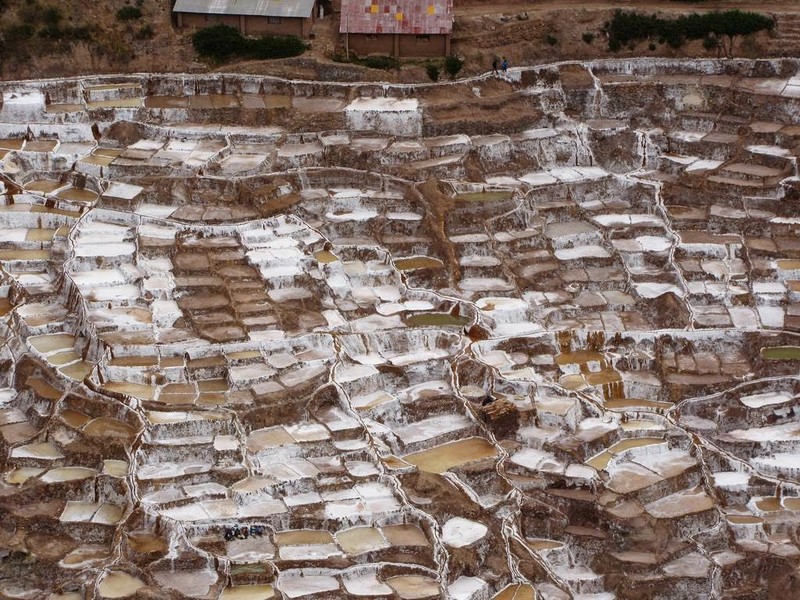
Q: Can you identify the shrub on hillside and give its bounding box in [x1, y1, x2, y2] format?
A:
[135, 24, 154, 40]
[192, 25, 246, 61]
[247, 34, 306, 59]
[426, 63, 440, 81]
[444, 54, 464, 79]
[39, 24, 63, 39]
[116, 6, 143, 21]
[192, 25, 306, 62]
[42, 6, 62, 26]
[362, 55, 398, 69]
[606, 9, 774, 50]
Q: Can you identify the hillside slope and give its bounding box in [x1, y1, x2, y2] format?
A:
[0, 0, 797, 82]
[0, 0, 194, 79]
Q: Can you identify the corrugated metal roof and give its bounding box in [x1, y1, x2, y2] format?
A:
[173, 0, 315, 19]
[339, 0, 452, 35]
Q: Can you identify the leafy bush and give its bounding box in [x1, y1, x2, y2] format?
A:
[546, 34, 558, 46]
[4, 24, 35, 43]
[444, 54, 463, 79]
[135, 24, 154, 40]
[426, 63, 440, 81]
[42, 6, 62, 26]
[18, 0, 42, 25]
[38, 25, 63, 39]
[192, 25, 306, 62]
[116, 6, 143, 21]
[248, 34, 306, 59]
[702, 33, 718, 50]
[69, 25, 95, 42]
[362, 55, 398, 69]
[192, 25, 245, 61]
[331, 53, 397, 69]
[582, 32, 595, 44]
[606, 9, 774, 50]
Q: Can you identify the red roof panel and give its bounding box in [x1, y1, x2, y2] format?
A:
[340, 0, 453, 35]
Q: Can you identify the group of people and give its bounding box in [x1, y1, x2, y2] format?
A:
[492, 56, 509, 76]
[223, 524, 265, 541]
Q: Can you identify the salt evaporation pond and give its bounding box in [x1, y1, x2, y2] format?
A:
[2, 57, 800, 599]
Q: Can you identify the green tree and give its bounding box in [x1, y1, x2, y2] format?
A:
[444, 54, 463, 79]
[192, 25, 245, 61]
[192, 25, 306, 62]
[116, 6, 143, 21]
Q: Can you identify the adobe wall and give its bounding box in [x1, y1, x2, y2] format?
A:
[176, 12, 311, 38]
[347, 33, 449, 58]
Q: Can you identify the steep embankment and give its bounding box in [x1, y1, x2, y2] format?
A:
[0, 0, 797, 81]
[0, 0, 193, 79]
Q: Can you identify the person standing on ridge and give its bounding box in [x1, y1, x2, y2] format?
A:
[492, 58, 499, 75]
[501, 57, 508, 75]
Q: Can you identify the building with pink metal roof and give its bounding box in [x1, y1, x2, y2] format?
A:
[339, 0, 453, 58]
[173, 0, 318, 38]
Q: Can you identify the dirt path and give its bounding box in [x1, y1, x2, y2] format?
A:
[449, 0, 799, 77]
[454, 0, 799, 15]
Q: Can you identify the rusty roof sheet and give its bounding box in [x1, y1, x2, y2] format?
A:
[339, 0, 453, 35]
[173, 0, 315, 18]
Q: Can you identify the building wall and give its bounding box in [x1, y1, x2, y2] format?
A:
[244, 15, 309, 37]
[347, 33, 449, 58]
[347, 33, 394, 57]
[398, 33, 448, 57]
[178, 12, 241, 30]
[176, 12, 312, 38]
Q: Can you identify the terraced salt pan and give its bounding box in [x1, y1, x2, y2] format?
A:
[387, 575, 440, 599]
[510, 447, 565, 474]
[645, 488, 714, 518]
[394, 413, 472, 446]
[345, 97, 421, 137]
[342, 570, 392, 595]
[11, 442, 63, 460]
[613, 236, 672, 252]
[220, 585, 275, 599]
[555, 246, 611, 260]
[60, 501, 124, 524]
[3, 61, 800, 600]
[727, 422, 800, 442]
[442, 517, 488, 548]
[404, 437, 499, 474]
[279, 544, 342, 560]
[750, 452, 800, 476]
[685, 159, 723, 173]
[40, 467, 97, 483]
[351, 389, 396, 410]
[713, 471, 750, 491]
[279, 572, 339, 598]
[739, 390, 794, 408]
[98, 572, 145, 598]
[449, 576, 489, 600]
[635, 282, 685, 298]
